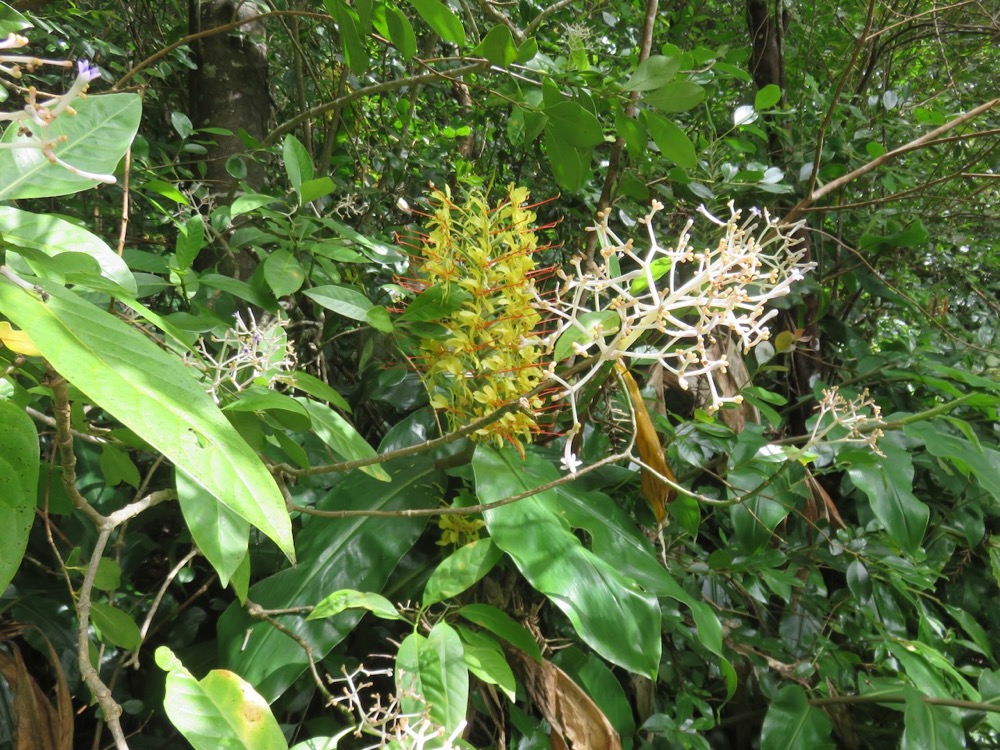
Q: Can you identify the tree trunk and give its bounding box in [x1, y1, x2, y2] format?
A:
[189, 0, 270, 194]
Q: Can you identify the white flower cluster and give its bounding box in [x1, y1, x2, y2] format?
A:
[809, 387, 885, 456]
[0, 33, 110, 182]
[536, 200, 813, 472]
[189, 312, 296, 401]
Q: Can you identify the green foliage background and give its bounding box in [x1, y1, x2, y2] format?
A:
[0, 0, 998, 748]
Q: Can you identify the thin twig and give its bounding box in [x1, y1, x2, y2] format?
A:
[127, 548, 200, 669]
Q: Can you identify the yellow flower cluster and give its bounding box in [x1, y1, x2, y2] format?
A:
[408, 185, 548, 452]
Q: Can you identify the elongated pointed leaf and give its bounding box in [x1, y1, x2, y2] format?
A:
[177, 470, 250, 590]
[156, 647, 288, 750]
[848, 442, 928, 556]
[0, 278, 294, 560]
[643, 112, 696, 169]
[218, 457, 442, 700]
[902, 687, 965, 750]
[0, 207, 137, 295]
[760, 685, 834, 749]
[408, 0, 465, 45]
[0, 93, 141, 200]
[0, 398, 37, 594]
[474, 444, 661, 678]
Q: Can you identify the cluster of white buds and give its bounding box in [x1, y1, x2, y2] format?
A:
[0, 33, 111, 182]
[331, 664, 467, 750]
[535, 200, 813, 473]
[189, 312, 296, 402]
[809, 387, 885, 456]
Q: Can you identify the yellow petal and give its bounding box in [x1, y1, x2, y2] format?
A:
[0, 322, 42, 356]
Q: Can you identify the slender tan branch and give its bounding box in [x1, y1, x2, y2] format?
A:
[786, 97, 1000, 224]
[264, 61, 490, 146]
[127, 548, 199, 669]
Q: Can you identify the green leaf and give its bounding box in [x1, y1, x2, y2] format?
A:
[848, 441, 928, 556]
[156, 646, 288, 750]
[298, 177, 336, 204]
[396, 622, 469, 734]
[760, 685, 835, 749]
[473, 24, 518, 66]
[643, 112, 697, 169]
[175, 214, 205, 272]
[308, 589, 402, 621]
[544, 101, 605, 148]
[325, 0, 369, 74]
[0, 207, 137, 295]
[543, 125, 588, 193]
[297, 397, 390, 481]
[0, 279, 295, 561]
[305, 284, 379, 325]
[199, 274, 278, 311]
[474, 444, 661, 678]
[553, 310, 620, 361]
[90, 602, 141, 650]
[264, 249, 306, 297]
[283, 371, 352, 413]
[729, 463, 794, 554]
[553, 648, 636, 745]
[454, 625, 516, 700]
[643, 81, 706, 113]
[0, 398, 37, 594]
[385, 4, 417, 59]
[99, 443, 140, 488]
[614, 107, 647, 161]
[902, 687, 965, 750]
[230, 193, 281, 217]
[423, 538, 503, 606]
[177, 470, 250, 589]
[91, 557, 122, 592]
[903, 421, 1000, 501]
[141, 179, 190, 205]
[408, 0, 465, 45]
[0, 93, 141, 200]
[755, 83, 783, 109]
[282, 134, 313, 191]
[623, 54, 682, 92]
[457, 603, 542, 663]
[398, 284, 473, 322]
[218, 457, 441, 700]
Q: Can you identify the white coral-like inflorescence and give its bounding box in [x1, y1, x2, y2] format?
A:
[535, 200, 814, 473]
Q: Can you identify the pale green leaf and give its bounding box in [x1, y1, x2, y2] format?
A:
[0, 398, 37, 594]
[0, 279, 295, 561]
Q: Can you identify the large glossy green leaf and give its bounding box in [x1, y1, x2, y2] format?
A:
[902, 687, 965, 750]
[487, 447, 734, 693]
[304, 285, 393, 332]
[0, 2, 30, 35]
[218, 457, 442, 700]
[282, 134, 313, 191]
[759, 685, 834, 749]
[848, 442, 928, 556]
[474, 444, 661, 678]
[408, 0, 465, 45]
[156, 647, 288, 750]
[0, 207, 137, 295]
[0, 93, 141, 200]
[728, 462, 797, 554]
[0, 397, 37, 594]
[0, 279, 294, 560]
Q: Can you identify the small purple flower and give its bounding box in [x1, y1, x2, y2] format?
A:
[76, 59, 100, 83]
